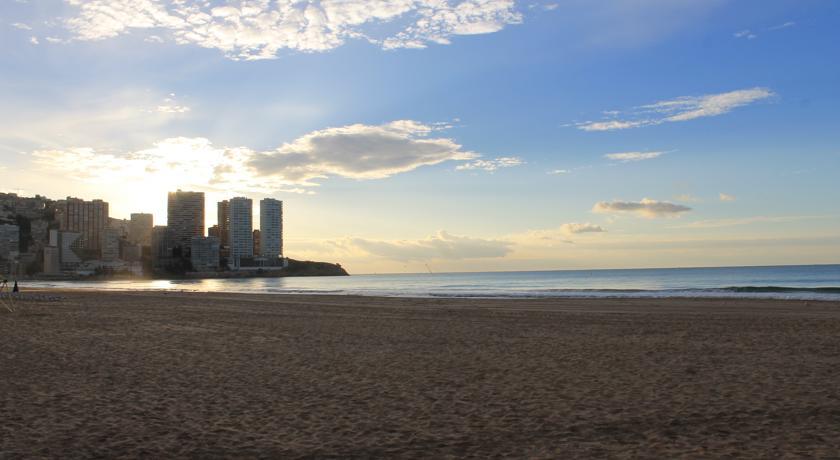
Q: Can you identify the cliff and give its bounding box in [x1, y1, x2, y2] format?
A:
[283, 259, 349, 277]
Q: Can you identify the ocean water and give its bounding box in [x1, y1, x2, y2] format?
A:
[25, 264, 840, 301]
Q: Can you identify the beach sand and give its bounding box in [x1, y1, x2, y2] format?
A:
[2, 290, 840, 458]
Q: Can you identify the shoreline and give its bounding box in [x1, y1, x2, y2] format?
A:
[12, 286, 840, 303]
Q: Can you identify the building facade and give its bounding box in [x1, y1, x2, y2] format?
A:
[259, 198, 283, 261]
[190, 236, 220, 272]
[43, 229, 83, 272]
[167, 190, 204, 254]
[228, 197, 253, 268]
[0, 224, 19, 261]
[217, 200, 230, 248]
[252, 229, 261, 256]
[102, 228, 121, 262]
[129, 213, 153, 246]
[54, 197, 109, 258]
[108, 218, 130, 239]
[151, 225, 173, 267]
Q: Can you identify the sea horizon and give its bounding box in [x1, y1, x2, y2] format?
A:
[355, 262, 840, 277]
[24, 263, 840, 301]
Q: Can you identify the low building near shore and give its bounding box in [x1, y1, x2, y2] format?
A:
[191, 236, 221, 272]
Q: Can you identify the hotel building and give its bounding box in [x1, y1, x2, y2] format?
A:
[167, 190, 204, 254]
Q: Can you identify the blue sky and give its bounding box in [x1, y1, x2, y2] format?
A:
[1, 0, 838, 273]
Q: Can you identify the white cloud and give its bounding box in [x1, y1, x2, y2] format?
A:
[768, 21, 795, 31]
[604, 151, 666, 162]
[33, 120, 491, 192]
[61, 0, 522, 60]
[734, 22, 794, 40]
[560, 223, 606, 236]
[11, 22, 32, 30]
[249, 120, 480, 185]
[344, 231, 514, 261]
[578, 120, 649, 132]
[575, 88, 774, 131]
[156, 95, 191, 113]
[646, 88, 775, 122]
[673, 194, 701, 203]
[29, 36, 39, 45]
[456, 156, 523, 171]
[548, 169, 568, 175]
[593, 198, 692, 218]
[734, 29, 756, 40]
[719, 192, 736, 202]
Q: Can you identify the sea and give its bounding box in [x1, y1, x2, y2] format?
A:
[25, 264, 840, 301]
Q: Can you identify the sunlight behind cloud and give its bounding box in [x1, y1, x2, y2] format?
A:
[31, 120, 496, 195]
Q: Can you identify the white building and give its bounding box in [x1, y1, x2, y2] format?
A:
[228, 197, 253, 268]
[259, 198, 283, 262]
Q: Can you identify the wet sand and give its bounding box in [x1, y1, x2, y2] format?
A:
[2, 290, 840, 458]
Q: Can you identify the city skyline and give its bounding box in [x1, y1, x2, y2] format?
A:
[1, 0, 838, 274]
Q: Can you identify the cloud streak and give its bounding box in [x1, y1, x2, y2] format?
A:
[575, 88, 774, 131]
[456, 156, 523, 171]
[670, 215, 827, 229]
[62, 0, 523, 60]
[343, 231, 514, 261]
[560, 223, 606, 236]
[593, 198, 692, 218]
[604, 151, 666, 162]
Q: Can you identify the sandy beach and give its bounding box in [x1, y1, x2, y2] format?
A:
[2, 290, 840, 458]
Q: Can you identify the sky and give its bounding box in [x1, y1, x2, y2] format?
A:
[1, 0, 838, 274]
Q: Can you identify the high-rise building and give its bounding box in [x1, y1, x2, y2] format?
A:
[167, 190, 204, 253]
[54, 197, 109, 258]
[190, 236, 220, 272]
[217, 200, 230, 247]
[259, 198, 283, 260]
[228, 197, 253, 268]
[129, 213, 154, 246]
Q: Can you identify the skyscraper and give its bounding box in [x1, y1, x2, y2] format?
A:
[54, 197, 109, 258]
[217, 200, 230, 248]
[259, 198, 283, 260]
[228, 197, 253, 268]
[129, 213, 154, 246]
[167, 190, 204, 254]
